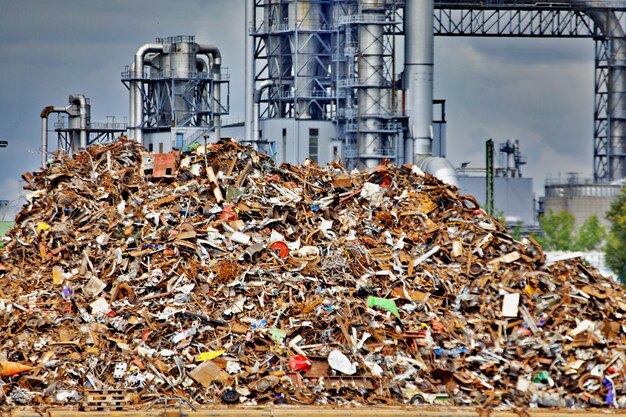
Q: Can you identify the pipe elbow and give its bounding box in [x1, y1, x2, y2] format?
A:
[41, 106, 55, 118]
[254, 80, 275, 103]
[134, 43, 164, 75]
[69, 94, 87, 109]
[198, 44, 222, 68]
[415, 156, 459, 187]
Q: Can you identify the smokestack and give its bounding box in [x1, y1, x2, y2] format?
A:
[245, 0, 255, 142]
[403, 0, 458, 187]
[404, 0, 434, 163]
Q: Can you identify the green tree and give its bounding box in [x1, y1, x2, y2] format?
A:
[604, 186, 626, 282]
[511, 221, 523, 241]
[573, 215, 606, 251]
[538, 209, 576, 251]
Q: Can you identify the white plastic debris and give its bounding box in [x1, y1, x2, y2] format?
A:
[328, 349, 357, 375]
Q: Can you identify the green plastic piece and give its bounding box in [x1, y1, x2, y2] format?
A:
[269, 327, 287, 343]
[367, 296, 400, 318]
[532, 370, 550, 383]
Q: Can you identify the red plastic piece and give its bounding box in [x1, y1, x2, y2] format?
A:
[289, 354, 312, 372]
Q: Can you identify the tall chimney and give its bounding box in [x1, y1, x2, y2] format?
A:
[404, 0, 434, 164]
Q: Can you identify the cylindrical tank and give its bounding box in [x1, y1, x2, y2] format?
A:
[157, 38, 198, 126]
[358, 0, 387, 168]
[404, 0, 434, 162]
[289, 0, 322, 119]
[264, 0, 292, 117]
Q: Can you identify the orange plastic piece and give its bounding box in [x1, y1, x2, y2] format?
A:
[269, 241, 289, 259]
[220, 205, 238, 221]
[0, 362, 33, 377]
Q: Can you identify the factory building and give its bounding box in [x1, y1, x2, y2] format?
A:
[543, 175, 623, 227]
[121, 36, 229, 155]
[40, 95, 127, 167]
[124, 0, 458, 186]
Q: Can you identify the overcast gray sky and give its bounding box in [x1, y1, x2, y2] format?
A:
[0, 1, 594, 216]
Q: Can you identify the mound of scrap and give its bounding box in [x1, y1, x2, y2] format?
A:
[0, 138, 624, 409]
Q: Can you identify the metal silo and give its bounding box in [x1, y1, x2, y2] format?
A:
[264, 0, 292, 117]
[289, 1, 322, 119]
[357, 0, 389, 168]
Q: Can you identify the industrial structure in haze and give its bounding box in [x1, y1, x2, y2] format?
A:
[457, 140, 535, 226]
[543, 175, 623, 227]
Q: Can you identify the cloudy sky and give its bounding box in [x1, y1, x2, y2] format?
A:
[0, 1, 594, 217]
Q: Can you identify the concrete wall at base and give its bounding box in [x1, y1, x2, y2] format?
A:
[458, 176, 535, 226]
[142, 132, 171, 153]
[259, 119, 339, 165]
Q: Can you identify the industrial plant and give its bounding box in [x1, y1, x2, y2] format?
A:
[39, 0, 626, 226]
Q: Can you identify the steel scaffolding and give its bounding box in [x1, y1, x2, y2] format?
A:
[433, 0, 626, 182]
[251, 1, 626, 179]
[252, 0, 404, 167]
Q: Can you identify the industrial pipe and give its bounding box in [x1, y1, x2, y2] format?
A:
[403, 0, 458, 186]
[404, 0, 434, 162]
[129, 62, 136, 139]
[196, 58, 209, 126]
[133, 43, 165, 144]
[245, 0, 255, 142]
[253, 80, 275, 148]
[69, 94, 88, 150]
[40, 105, 70, 168]
[198, 44, 223, 141]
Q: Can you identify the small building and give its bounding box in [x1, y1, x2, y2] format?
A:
[543, 175, 622, 227]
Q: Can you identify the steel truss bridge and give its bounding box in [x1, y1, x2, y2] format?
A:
[433, 0, 626, 183]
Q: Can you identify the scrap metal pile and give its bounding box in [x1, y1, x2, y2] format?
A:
[0, 138, 625, 409]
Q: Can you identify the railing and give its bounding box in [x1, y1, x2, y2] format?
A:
[337, 13, 392, 25]
[344, 120, 402, 132]
[53, 121, 127, 130]
[122, 67, 229, 81]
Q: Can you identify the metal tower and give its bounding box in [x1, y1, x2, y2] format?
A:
[433, 0, 626, 182]
[252, 1, 335, 120]
[251, 0, 405, 168]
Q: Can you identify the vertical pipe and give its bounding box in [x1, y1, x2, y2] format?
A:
[198, 44, 223, 141]
[214, 72, 222, 141]
[129, 62, 136, 140]
[289, 0, 322, 119]
[70, 94, 88, 150]
[133, 43, 165, 145]
[254, 80, 275, 147]
[358, 0, 385, 168]
[245, 0, 255, 141]
[196, 57, 209, 126]
[41, 114, 48, 168]
[486, 139, 495, 216]
[40, 105, 70, 168]
[404, 0, 434, 163]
